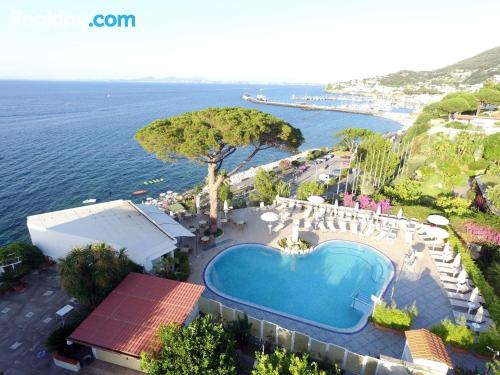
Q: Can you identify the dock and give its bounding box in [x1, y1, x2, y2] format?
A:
[241, 95, 376, 116]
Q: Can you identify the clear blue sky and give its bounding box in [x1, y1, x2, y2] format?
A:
[1, 0, 499, 83]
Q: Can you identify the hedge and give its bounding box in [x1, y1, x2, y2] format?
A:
[448, 230, 500, 326]
[371, 301, 416, 331]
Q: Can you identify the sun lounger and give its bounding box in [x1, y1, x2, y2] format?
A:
[317, 221, 327, 232]
[303, 220, 312, 230]
[387, 229, 398, 240]
[326, 220, 336, 231]
[404, 230, 413, 244]
[374, 230, 388, 241]
[338, 220, 347, 232]
[350, 221, 358, 234]
[272, 223, 285, 233]
[362, 225, 375, 237]
[447, 291, 485, 304]
[453, 310, 492, 323]
[449, 298, 481, 310]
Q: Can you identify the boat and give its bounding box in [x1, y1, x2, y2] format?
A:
[82, 199, 97, 204]
[132, 189, 147, 196]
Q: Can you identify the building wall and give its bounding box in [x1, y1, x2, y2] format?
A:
[92, 347, 142, 372]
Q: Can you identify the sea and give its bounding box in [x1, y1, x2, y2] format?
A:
[0, 81, 401, 245]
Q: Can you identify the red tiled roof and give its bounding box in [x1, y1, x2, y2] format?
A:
[405, 329, 453, 369]
[69, 273, 204, 357]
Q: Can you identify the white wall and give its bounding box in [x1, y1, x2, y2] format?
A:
[92, 347, 142, 372]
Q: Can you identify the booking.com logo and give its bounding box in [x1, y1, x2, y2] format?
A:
[88, 14, 136, 28]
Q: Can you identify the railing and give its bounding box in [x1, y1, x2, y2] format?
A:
[199, 296, 438, 375]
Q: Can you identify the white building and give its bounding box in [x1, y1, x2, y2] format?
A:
[27, 200, 194, 271]
[402, 329, 452, 374]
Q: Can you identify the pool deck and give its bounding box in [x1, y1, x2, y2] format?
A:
[186, 207, 486, 371]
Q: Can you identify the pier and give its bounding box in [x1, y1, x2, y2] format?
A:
[241, 95, 376, 116]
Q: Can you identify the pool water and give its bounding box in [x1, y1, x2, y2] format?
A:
[204, 240, 394, 332]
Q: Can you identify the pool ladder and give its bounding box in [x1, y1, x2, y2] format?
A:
[351, 290, 373, 313]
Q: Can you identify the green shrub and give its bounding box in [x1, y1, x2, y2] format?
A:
[383, 178, 422, 203]
[0, 243, 45, 281]
[155, 250, 190, 281]
[276, 180, 292, 198]
[296, 181, 326, 200]
[371, 300, 417, 331]
[445, 121, 472, 130]
[218, 181, 233, 204]
[253, 348, 339, 375]
[486, 185, 500, 210]
[435, 194, 472, 216]
[474, 324, 500, 357]
[468, 160, 490, 171]
[46, 322, 81, 353]
[306, 149, 324, 160]
[430, 318, 474, 350]
[225, 313, 252, 345]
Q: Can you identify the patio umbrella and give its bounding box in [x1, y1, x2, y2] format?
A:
[452, 254, 462, 269]
[307, 195, 325, 204]
[427, 226, 450, 250]
[260, 212, 279, 233]
[223, 200, 229, 212]
[354, 202, 360, 211]
[474, 306, 484, 324]
[195, 194, 201, 212]
[333, 199, 338, 209]
[427, 214, 450, 226]
[376, 205, 381, 216]
[397, 208, 403, 219]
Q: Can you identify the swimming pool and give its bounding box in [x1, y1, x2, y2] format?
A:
[204, 240, 394, 332]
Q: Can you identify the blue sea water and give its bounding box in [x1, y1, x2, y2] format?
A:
[0, 81, 400, 245]
[204, 241, 394, 331]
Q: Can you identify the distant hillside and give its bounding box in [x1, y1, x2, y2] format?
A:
[379, 46, 500, 87]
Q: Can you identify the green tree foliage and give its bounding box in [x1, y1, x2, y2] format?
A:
[475, 87, 500, 115]
[253, 169, 277, 204]
[296, 181, 326, 200]
[435, 194, 471, 216]
[0, 243, 45, 281]
[372, 300, 417, 331]
[358, 134, 399, 186]
[306, 149, 324, 160]
[475, 324, 500, 357]
[253, 348, 336, 375]
[443, 92, 479, 110]
[335, 128, 373, 152]
[141, 315, 237, 375]
[225, 313, 252, 345]
[135, 108, 303, 232]
[218, 181, 233, 204]
[383, 178, 422, 203]
[439, 97, 472, 114]
[154, 250, 190, 281]
[58, 243, 141, 309]
[483, 133, 500, 162]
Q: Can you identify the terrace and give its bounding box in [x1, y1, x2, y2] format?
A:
[182, 201, 488, 371]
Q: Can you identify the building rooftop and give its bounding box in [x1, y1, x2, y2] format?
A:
[68, 273, 205, 357]
[405, 329, 453, 369]
[27, 200, 191, 266]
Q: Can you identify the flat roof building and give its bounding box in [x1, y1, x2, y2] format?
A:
[27, 200, 193, 271]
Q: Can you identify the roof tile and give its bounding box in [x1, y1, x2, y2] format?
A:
[405, 329, 453, 369]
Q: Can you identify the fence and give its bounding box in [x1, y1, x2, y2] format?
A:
[199, 297, 438, 375]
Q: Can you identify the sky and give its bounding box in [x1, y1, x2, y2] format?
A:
[1, 0, 499, 83]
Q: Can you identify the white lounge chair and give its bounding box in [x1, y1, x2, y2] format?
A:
[374, 230, 388, 241]
[404, 230, 413, 244]
[303, 220, 312, 230]
[272, 223, 285, 233]
[317, 221, 327, 232]
[350, 221, 358, 235]
[362, 225, 375, 237]
[326, 220, 336, 231]
[387, 229, 398, 240]
[338, 220, 347, 232]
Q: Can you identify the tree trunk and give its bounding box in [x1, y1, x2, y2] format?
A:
[207, 163, 224, 234]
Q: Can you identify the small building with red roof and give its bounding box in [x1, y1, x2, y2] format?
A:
[68, 272, 204, 371]
[402, 329, 453, 374]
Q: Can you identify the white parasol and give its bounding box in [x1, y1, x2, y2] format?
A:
[427, 226, 450, 250]
[469, 287, 481, 305]
[452, 254, 462, 268]
[260, 212, 279, 233]
[223, 200, 229, 212]
[333, 199, 339, 209]
[397, 208, 403, 219]
[307, 195, 325, 204]
[427, 214, 450, 226]
[376, 205, 382, 216]
[354, 202, 360, 211]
